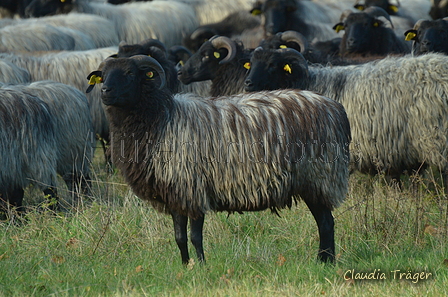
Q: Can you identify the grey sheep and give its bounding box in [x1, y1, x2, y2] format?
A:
[0, 46, 119, 157]
[2, 81, 95, 203]
[25, 0, 199, 48]
[244, 47, 448, 185]
[0, 60, 31, 85]
[0, 13, 120, 49]
[87, 55, 351, 264]
[0, 88, 58, 212]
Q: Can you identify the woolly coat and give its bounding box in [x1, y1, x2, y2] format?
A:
[105, 87, 351, 218]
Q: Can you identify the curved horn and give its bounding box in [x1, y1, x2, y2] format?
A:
[279, 30, 309, 53]
[364, 6, 394, 28]
[412, 19, 427, 30]
[190, 27, 218, 41]
[130, 55, 166, 90]
[138, 38, 167, 53]
[209, 35, 237, 64]
[339, 9, 354, 22]
[168, 45, 193, 59]
[274, 47, 309, 65]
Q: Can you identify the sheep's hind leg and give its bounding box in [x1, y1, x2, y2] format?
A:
[171, 211, 190, 264]
[304, 199, 335, 263]
[190, 215, 205, 263]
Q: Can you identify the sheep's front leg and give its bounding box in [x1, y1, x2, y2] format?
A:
[304, 200, 335, 263]
[190, 215, 205, 263]
[171, 211, 190, 264]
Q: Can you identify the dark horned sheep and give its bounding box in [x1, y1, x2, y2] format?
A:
[244, 47, 448, 184]
[86, 55, 351, 264]
[177, 36, 251, 97]
[333, 6, 412, 57]
[404, 18, 448, 55]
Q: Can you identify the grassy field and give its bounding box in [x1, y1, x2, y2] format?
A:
[0, 148, 447, 296]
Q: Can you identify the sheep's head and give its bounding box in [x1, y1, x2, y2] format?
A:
[86, 55, 166, 108]
[244, 47, 309, 92]
[259, 30, 309, 54]
[182, 27, 219, 53]
[25, 0, 73, 18]
[354, 0, 400, 16]
[177, 35, 237, 84]
[429, 0, 448, 20]
[404, 18, 448, 55]
[333, 6, 394, 54]
[252, 0, 298, 36]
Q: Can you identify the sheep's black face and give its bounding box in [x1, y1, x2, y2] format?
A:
[414, 20, 448, 55]
[177, 42, 228, 84]
[261, 0, 297, 36]
[100, 59, 159, 108]
[25, 0, 73, 18]
[342, 14, 382, 53]
[244, 48, 309, 92]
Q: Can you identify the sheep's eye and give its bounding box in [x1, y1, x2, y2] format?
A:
[146, 71, 154, 79]
[373, 22, 379, 27]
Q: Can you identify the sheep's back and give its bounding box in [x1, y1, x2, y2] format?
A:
[149, 90, 350, 216]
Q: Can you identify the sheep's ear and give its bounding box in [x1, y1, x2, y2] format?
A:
[86, 70, 102, 93]
[388, 5, 399, 13]
[333, 22, 345, 33]
[354, 4, 365, 11]
[404, 29, 417, 41]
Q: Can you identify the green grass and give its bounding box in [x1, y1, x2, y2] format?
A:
[0, 148, 447, 296]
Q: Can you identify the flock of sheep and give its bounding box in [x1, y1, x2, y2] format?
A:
[0, 0, 447, 265]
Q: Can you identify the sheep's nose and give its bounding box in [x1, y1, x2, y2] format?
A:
[244, 79, 254, 92]
[101, 85, 112, 94]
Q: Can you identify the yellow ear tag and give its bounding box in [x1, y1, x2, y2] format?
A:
[146, 71, 154, 79]
[284, 64, 292, 74]
[389, 5, 399, 13]
[179, 60, 184, 67]
[61, 0, 66, 2]
[251, 9, 262, 16]
[405, 32, 417, 41]
[243, 62, 251, 69]
[88, 75, 102, 85]
[355, 4, 365, 11]
[214, 52, 220, 59]
[334, 24, 344, 33]
[373, 22, 379, 27]
[279, 45, 287, 49]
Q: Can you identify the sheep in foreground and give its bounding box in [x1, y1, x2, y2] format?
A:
[2, 81, 95, 203]
[25, 0, 199, 48]
[0, 46, 118, 158]
[244, 47, 448, 184]
[87, 55, 351, 263]
[0, 88, 58, 212]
